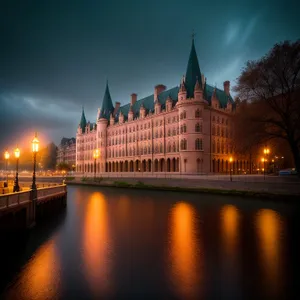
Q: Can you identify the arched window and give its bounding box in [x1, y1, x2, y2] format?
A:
[168, 129, 171, 136]
[183, 124, 187, 133]
[217, 126, 220, 136]
[168, 143, 171, 152]
[155, 144, 159, 153]
[217, 140, 220, 153]
[160, 143, 163, 153]
[195, 109, 202, 118]
[148, 132, 150, 139]
[173, 128, 176, 136]
[183, 111, 186, 119]
[133, 147, 135, 156]
[172, 142, 176, 152]
[148, 145, 151, 153]
[195, 123, 200, 132]
[195, 138, 203, 150]
[129, 148, 132, 156]
[180, 139, 187, 150]
[160, 130, 163, 138]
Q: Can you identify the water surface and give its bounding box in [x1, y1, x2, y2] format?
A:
[0, 186, 299, 299]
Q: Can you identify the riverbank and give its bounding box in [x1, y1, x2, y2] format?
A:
[66, 177, 300, 202]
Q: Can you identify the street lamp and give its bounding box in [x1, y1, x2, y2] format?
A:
[261, 157, 267, 180]
[13, 147, 20, 192]
[263, 147, 270, 174]
[229, 157, 233, 181]
[4, 150, 10, 187]
[31, 133, 39, 190]
[93, 149, 100, 181]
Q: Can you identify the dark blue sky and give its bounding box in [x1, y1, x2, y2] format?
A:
[0, 0, 299, 149]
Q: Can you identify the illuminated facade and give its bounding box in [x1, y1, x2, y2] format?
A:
[57, 137, 76, 166]
[76, 39, 237, 175]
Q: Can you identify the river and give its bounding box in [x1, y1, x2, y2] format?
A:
[0, 185, 299, 299]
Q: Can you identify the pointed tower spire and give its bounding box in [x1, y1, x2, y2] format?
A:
[185, 35, 202, 98]
[80, 106, 87, 133]
[99, 81, 114, 120]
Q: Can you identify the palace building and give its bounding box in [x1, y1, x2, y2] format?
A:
[76, 38, 237, 175]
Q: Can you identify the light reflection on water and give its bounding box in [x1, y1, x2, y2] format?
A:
[169, 202, 202, 299]
[0, 186, 296, 299]
[255, 209, 284, 297]
[82, 191, 112, 297]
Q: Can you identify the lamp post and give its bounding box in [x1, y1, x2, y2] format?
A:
[4, 150, 10, 187]
[263, 147, 270, 174]
[261, 158, 266, 180]
[13, 147, 20, 192]
[31, 133, 39, 190]
[229, 157, 233, 181]
[93, 149, 99, 181]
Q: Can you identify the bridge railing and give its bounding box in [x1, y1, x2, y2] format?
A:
[0, 190, 31, 210]
[0, 184, 66, 210]
[36, 185, 66, 200]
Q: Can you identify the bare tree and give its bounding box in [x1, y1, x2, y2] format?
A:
[234, 40, 300, 174]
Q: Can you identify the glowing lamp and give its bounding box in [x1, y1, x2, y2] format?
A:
[4, 150, 10, 160]
[14, 148, 20, 159]
[32, 133, 39, 153]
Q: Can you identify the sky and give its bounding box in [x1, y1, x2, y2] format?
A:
[0, 0, 299, 151]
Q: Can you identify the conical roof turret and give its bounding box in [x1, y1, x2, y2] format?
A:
[79, 106, 87, 133]
[185, 37, 202, 98]
[99, 81, 114, 120]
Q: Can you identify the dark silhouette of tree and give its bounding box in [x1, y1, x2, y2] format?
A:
[234, 40, 300, 174]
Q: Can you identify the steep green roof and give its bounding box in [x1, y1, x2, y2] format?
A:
[80, 107, 87, 132]
[99, 82, 114, 119]
[185, 38, 202, 98]
[114, 86, 179, 122]
[204, 84, 234, 108]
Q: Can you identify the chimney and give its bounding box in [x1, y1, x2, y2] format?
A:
[154, 84, 166, 101]
[131, 93, 137, 106]
[114, 101, 121, 115]
[223, 81, 230, 96]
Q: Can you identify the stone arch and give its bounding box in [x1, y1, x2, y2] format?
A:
[147, 159, 152, 172]
[160, 158, 165, 172]
[142, 160, 146, 172]
[154, 159, 159, 172]
[172, 158, 176, 172]
[167, 158, 171, 172]
[129, 160, 134, 172]
[125, 160, 128, 172]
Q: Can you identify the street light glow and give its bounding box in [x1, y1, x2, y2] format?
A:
[32, 132, 39, 153]
[4, 150, 10, 160]
[14, 147, 20, 159]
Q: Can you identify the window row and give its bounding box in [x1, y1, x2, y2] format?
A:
[212, 115, 229, 125]
[212, 126, 231, 138]
[180, 139, 203, 150]
[212, 141, 233, 154]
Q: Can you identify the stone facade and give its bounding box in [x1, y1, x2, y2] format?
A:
[76, 39, 241, 175]
[57, 137, 76, 167]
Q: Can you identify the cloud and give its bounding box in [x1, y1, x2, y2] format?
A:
[225, 22, 240, 45]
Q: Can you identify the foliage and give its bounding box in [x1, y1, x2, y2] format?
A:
[57, 162, 71, 171]
[66, 176, 75, 181]
[234, 40, 300, 174]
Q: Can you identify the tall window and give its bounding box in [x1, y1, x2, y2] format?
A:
[180, 139, 187, 150]
[195, 109, 202, 118]
[195, 138, 203, 150]
[195, 123, 202, 132]
[160, 143, 163, 153]
[183, 111, 186, 119]
[168, 143, 171, 152]
[172, 142, 176, 152]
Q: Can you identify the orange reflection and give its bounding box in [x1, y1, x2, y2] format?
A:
[5, 239, 60, 300]
[256, 209, 283, 295]
[82, 192, 112, 296]
[169, 202, 201, 299]
[221, 205, 239, 253]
